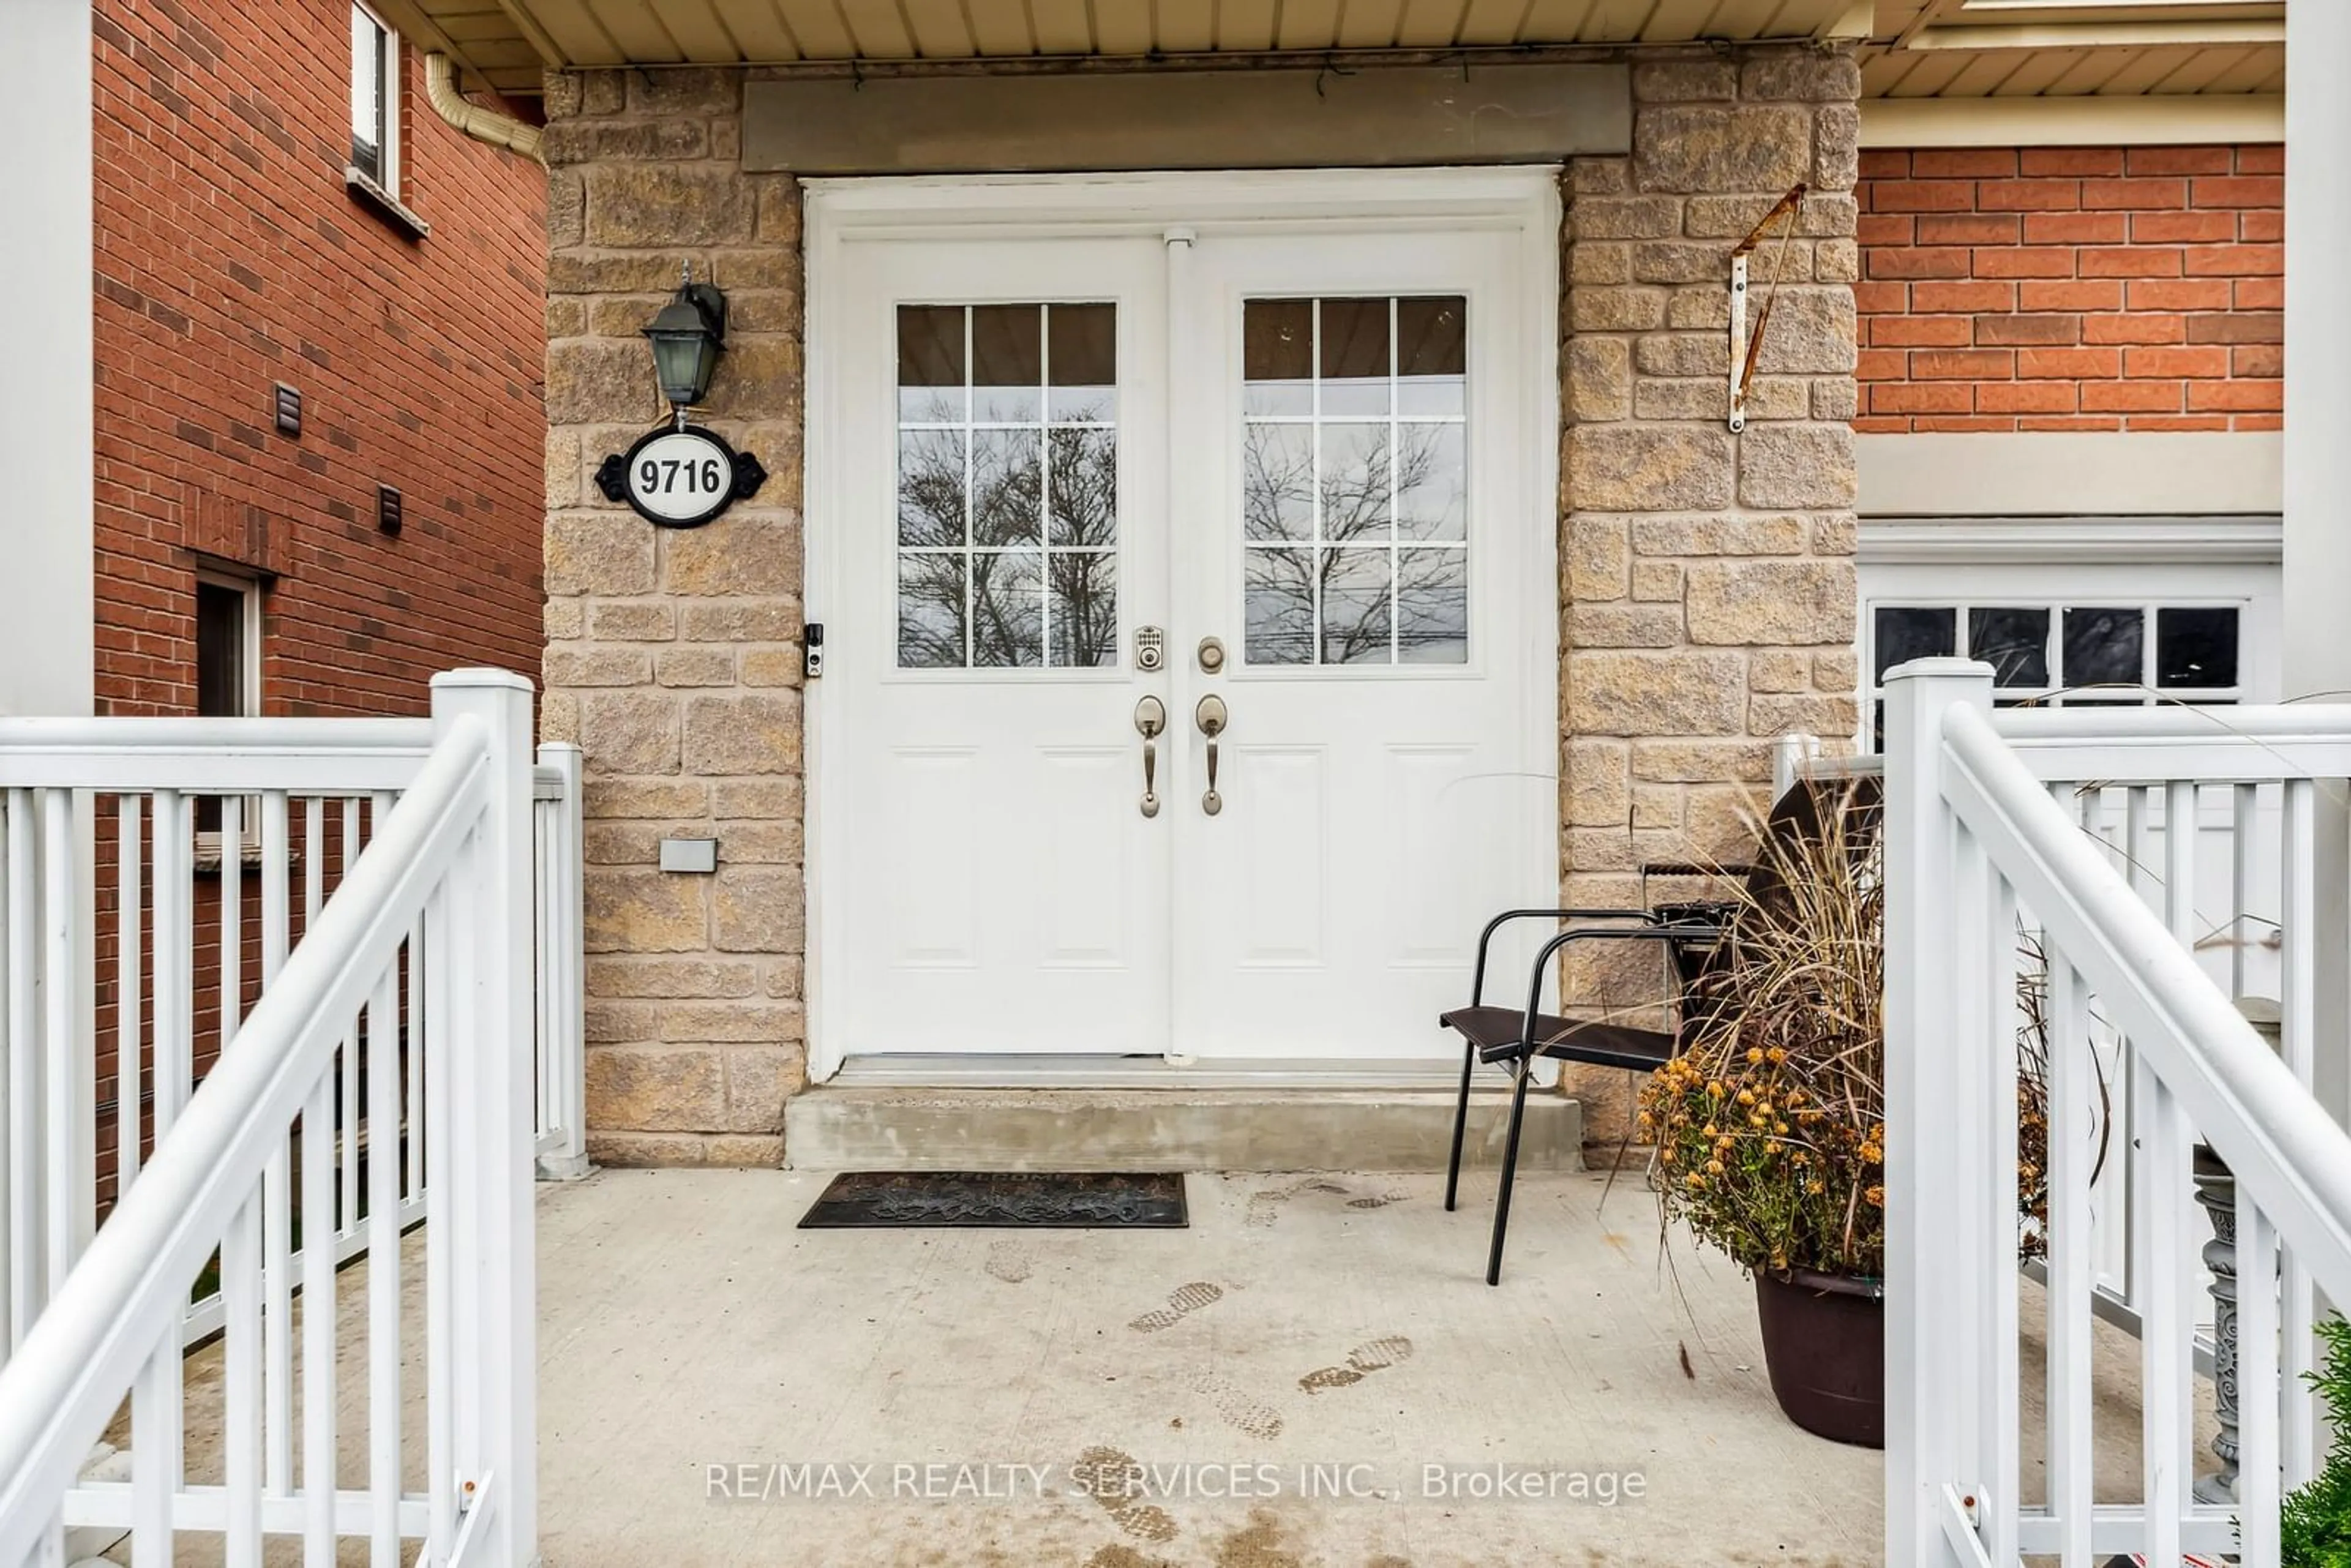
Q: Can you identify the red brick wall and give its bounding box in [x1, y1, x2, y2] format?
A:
[1856, 146, 2282, 433]
[88, 0, 547, 1200]
[91, 0, 548, 718]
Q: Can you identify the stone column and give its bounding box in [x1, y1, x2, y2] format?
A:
[1557, 47, 1861, 1141]
[541, 67, 808, 1165]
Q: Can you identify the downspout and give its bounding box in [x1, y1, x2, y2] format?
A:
[423, 52, 544, 165]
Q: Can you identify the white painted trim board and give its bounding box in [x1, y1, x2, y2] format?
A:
[1862, 95, 2282, 149]
[1859, 432, 2281, 517]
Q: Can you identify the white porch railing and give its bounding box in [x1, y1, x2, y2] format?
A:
[0, 670, 547, 1566]
[533, 742, 587, 1180]
[1883, 658, 2351, 1567]
[1782, 708, 2327, 1354]
[0, 722, 584, 1359]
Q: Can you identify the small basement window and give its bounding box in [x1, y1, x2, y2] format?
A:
[195, 573, 262, 841]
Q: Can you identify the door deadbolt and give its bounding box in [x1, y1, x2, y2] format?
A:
[1135, 626, 1165, 673]
[1196, 636, 1226, 675]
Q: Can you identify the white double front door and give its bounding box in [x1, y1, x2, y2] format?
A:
[809, 174, 1560, 1076]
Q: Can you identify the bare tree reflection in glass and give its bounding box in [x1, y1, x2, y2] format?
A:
[898, 550, 967, 668]
[897, 380, 1119, 669]
[1398, 547, 1467, 663]
[1048, 419, 1119, 666]
[971, 550, 1042, 667]
[1242, 418, 1463, 666]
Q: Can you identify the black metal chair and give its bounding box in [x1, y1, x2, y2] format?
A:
[1439, 892, 1736, 1286]
[1442, 775, 1884, 1286]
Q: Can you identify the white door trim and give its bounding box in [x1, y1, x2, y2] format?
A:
[801, 166, 1564, 239]
[803, 167, 1562, 1085]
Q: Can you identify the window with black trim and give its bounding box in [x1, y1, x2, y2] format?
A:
[1865, 592, 2249, 748]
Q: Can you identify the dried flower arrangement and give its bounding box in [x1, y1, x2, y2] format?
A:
[1638, 778, 2066, 1280]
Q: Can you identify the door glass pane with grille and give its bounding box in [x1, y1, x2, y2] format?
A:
[1239, 296, 1468, 667]
[896, 302, 1119, 670]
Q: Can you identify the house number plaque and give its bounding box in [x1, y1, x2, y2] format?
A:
[596, 424, 768, 530]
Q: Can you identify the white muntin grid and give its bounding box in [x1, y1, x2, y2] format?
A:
[1865, 596, 2247, 745]
[894, 302, 1119, 670]
[1239, 294, 1469, 668]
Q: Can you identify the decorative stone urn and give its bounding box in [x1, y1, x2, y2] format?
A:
[2191, 993, 2282, 1506]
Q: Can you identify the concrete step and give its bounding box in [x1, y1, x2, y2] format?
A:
[782, 1086, 1584, 1173]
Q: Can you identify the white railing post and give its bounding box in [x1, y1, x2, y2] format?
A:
[534, 741, 588, 1182]
[1772, 733, 1812, 800]
[429, 670, 538, 1566]
[1884, 657, 1997, 1567]
[2285, 0, 2351, 1482]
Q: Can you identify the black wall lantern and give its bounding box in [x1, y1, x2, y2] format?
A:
[642, 261, 727, 423]
[597, 260, 765, 529]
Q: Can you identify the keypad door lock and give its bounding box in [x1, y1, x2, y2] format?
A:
[1135, 626, 1165, 673]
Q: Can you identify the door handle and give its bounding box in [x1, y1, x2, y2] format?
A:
[1194, 694, 1227, 816]
[1134, 696, 1166, 819]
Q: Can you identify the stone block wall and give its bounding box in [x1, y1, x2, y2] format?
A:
[1558, 47, 1862, 1142]
[540, 68, 809, 1165]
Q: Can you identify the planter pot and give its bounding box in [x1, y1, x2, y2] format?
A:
[1753, 1269, 1884, 1449]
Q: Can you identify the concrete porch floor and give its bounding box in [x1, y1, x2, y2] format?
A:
[539, 1165, 1881, 1567]
[524, 1166, 2211, 1568]
[121, 1165, 2217, 1567]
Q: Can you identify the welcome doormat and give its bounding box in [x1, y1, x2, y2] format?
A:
[797, 1171, 1188, 1229]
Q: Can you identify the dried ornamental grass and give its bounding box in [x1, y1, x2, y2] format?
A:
[1639, 781, 2059, 1280]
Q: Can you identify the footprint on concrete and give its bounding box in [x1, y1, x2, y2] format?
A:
[1085, 1547, 1175, 1568]
[1187, 1368, 1285, 1440]
[1212, 1510, 1308, 1568]
[984, 1240, 1033, 1283]
[1245, 1177, 1352, 1228]
[1128, 1280, 1222, 1333]
[1346, 1189, 1412, 1210]
[1299, 1335, 1416, 1395]
[1297, 1365, 1362, 1394]
[1074, 1445, 1180, 1544]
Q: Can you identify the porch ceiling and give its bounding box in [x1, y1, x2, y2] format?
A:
[389, 0, 2284, 102]
[1865, 0, 2284, 98]
[378, 0, 1865, 97]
